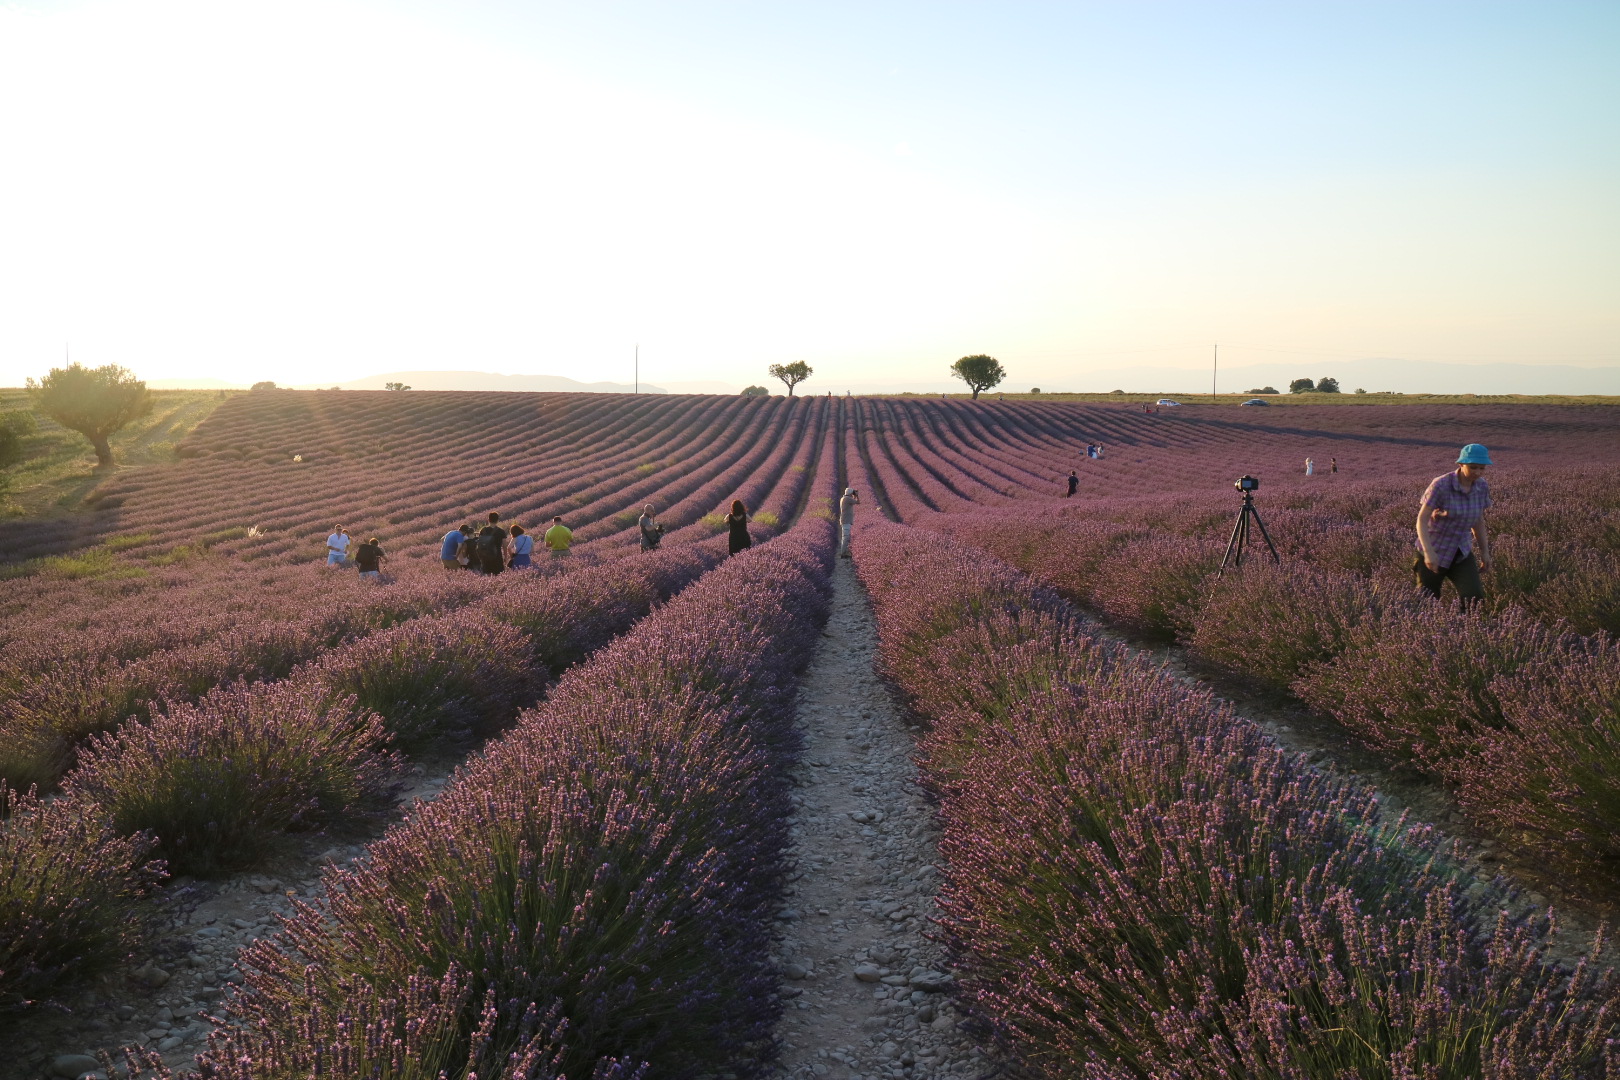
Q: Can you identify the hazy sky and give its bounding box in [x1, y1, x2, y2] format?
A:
[2, 0, 1616, 391]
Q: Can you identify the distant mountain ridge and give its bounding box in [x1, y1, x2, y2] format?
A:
[309, 371, 669, 393]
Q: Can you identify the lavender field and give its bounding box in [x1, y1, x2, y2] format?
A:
[4, 391, 1620, 1078]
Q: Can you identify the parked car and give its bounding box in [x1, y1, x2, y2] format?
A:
[1240, 398, 1271, 407]
[1155, 398, 1182, 407]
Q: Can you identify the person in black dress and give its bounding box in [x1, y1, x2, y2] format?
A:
[725, 498, 752, 556]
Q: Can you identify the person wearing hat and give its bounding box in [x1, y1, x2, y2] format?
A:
[1414, 444, 1493, 603]
[838, 487, 860, 558]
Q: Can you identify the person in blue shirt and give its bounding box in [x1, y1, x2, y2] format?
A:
[440, 524, 467, 569]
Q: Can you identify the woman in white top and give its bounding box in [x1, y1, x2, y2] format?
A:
[507, 524, 535, 569]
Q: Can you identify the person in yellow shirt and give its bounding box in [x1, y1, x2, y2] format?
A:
[544, 516, 573, 556]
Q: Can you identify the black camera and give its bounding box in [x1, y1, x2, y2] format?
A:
[1235, 475, 1260, 492]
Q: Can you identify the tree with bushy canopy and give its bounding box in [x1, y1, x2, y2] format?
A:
[1317, 377, 1341, 393]
[767, 361, 813, 397]
[384, 382, 411, 391]
[951, 354, 1006, 399]
[1289, 378, 1315, 393]
[740, 385, 769, 397]
[27, 364, 151, 469]
[251, 381, 277, 391]
[1247, 386, 1279, 395]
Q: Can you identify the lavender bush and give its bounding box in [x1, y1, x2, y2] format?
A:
[1463, 642, 1620, 881]
[66, 684, 401, 875]
[207, 522, 834, 1078]
[1293, 603, 1574, 769]
[304, 613, 545, 752]
[1189, 561, 1399, 688]
[0, 787, 163, 1009]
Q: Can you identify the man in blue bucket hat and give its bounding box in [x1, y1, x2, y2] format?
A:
[1414, 443, 1493, 603]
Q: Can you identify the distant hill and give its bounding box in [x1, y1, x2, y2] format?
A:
[300, 371, 668, 393]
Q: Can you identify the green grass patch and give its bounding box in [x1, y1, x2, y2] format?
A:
[36, 548, 147, 580]
[102, 531, 159, 552]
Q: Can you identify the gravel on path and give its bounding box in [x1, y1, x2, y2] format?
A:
[773, 558, 981, 1080]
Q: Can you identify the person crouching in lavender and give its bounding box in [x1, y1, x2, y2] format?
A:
[1414, 443, 1492, 605]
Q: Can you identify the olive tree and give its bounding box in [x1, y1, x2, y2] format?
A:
[1288, 378, 1315, 394]
[950, 354, 1006, 399]
[27, 364, 151, 469]
[767, 361, 813, 397]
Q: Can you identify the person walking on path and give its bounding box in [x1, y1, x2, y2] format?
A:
[326, 525, 351, 567]
[544, 516, 573, 557]
[838, 488, 860, 557]
[439, 524, 466, 569]
[726, 499, 752, 556]
[354, 536, 386, 581]
[1066, 471, 1079, 497]
[1305, 457, 1315, 476]
[507, 524, 534, 568]
[476, 511, 508, 575]
[1414, 444, 1493, 604]
[638, 504, 664, 552]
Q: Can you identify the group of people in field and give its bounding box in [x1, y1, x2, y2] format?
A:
[322, 497, 766, 580]
[437, 512, 575, 574]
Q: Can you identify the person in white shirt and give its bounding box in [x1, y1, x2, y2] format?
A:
[326, 525, 351, 567]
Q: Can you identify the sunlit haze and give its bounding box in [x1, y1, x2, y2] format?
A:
[2, 1, 1617, 392]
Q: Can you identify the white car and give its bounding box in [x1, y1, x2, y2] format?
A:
[1155, 398, 1182, 407]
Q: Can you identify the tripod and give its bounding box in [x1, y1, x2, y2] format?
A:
[1219, 490, 1279, 573]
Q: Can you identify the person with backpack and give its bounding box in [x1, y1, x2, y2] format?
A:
[439, 524, 466, 569]
[544, 516, 573, 556]
[1414, 444, 1493, 605]
[1066, 470, 1079, 497]
[354, 536, 386, 581]
[638, 504, 664, 552]
[476, 512, 508, 575]
[507, 524, 534, 569]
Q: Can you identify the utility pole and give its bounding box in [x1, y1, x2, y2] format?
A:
[634, 343, 639, 394]
[1212, 343, 1218, 404]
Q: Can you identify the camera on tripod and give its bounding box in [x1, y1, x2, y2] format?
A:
[1220, 475, 1278, 571]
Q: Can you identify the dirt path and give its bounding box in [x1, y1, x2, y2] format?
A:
[773, 559, 981, 1080]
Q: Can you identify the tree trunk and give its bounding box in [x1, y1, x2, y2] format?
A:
[971, 387, 981, 400]
[90, 434, 113, 469]
[788, 385, 795, 397]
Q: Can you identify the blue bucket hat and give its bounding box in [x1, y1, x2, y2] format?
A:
[1457, 443, 1492, 465]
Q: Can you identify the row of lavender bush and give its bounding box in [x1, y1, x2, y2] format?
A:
[855, 521, 1620, 1078]
[0, 543, 724, 1015]
[171, 521, 833, 1079]
[935, 511, 1620, 887]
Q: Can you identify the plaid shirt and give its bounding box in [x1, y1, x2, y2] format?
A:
[1418, 469, 1491, 567]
